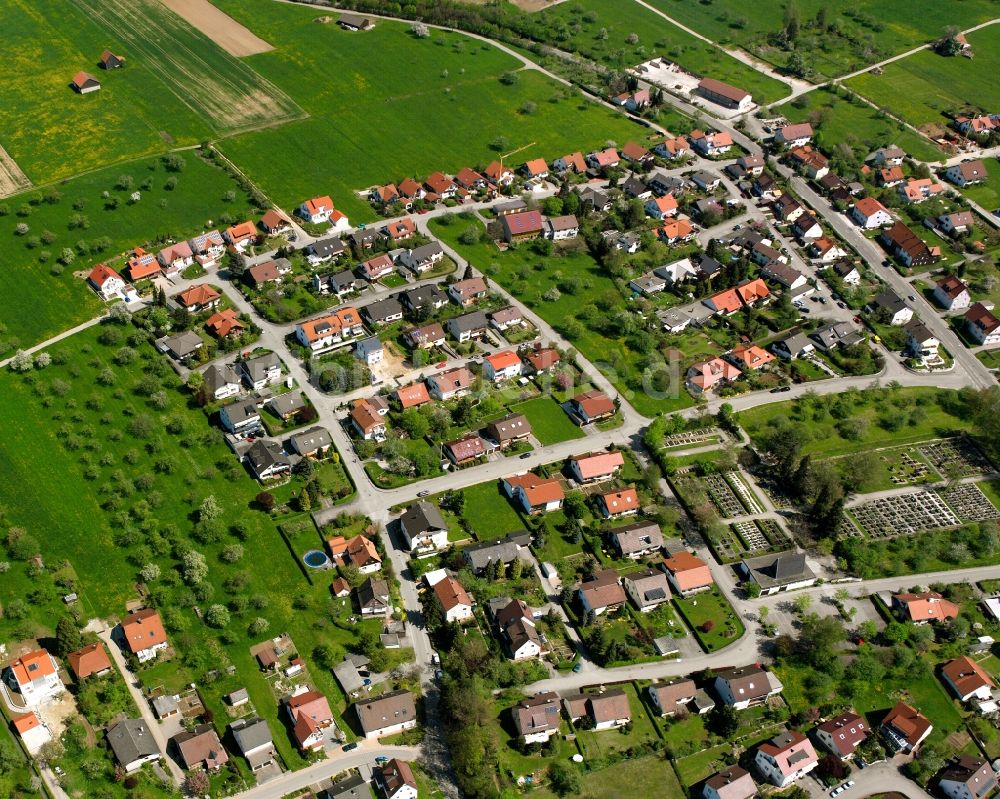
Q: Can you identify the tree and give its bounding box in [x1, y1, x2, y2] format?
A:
[248, 617, 270, 636]
[256, 492, 275, 511]
[55, 616, 83, 656]
[548, 761, 582, 796]
[184, 772, 209, 795]
[9, 350, 34, 372]
[140, 563, 161, 583]
[205, 604, 230, 628]
[411, 22, 430, 37]
[707, 704, 739, 737]
[182, 550, 208, 584]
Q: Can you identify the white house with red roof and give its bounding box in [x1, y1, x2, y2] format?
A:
[851, 198, 894, 229]
[5, 649, 64, 706]
[13, 712, 51, 754]
[433, 576, 474, 623]
[483, 350, 522, 382]
[754, 731, 818, 787]
[568, 451, 624, 483]
[814, 711, 868, 759]
[597, 487, 639, 518]
[157, 240, 194, 273]
[645, 194, 678, 220]
[298, 196, 335, 224]
[285, 690, 334, 751]
[88, 263, 128, 301]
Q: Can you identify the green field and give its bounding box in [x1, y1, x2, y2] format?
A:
[0, 323, 368, 769]
[673, 589, 744, 652]
[0, 152, 253, 349]
[778, 87, 944, 163]
[847, 25, 1000, 132]
[459, 480, 527, 540]
[738, 386, 974, 458]
[0, 0, 300, 183]
[645, 0, 1000, 79]
[511, 396, 585, 445]
[210, 0, 642, 222]
[534, 0, 789, 103]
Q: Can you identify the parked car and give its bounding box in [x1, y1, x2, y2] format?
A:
[343, 742, 359, 752]
[417, 490, 430, 497]
[519, 452, 531, 459]
[375, 756, 389, 765]
[572, 661, 583, 673]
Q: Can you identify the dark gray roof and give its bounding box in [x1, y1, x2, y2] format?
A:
[160, 330, 203, 359]
[363, 297, 403, 322]
[400, 500, 447, 536]
[290, 426, 332, 453]
[203, 363, 240, 394]
[268, 391, 305, 417]
[407, 242, 444, 262]
[243, 351, 281, 382]
[309, 237, 346, 258]
[357, 577, 390, 610]
[463, 536, 522, 571]
[448, 310, 490, 333]
[874, 290, 907, 313]
[107, 719, 159, 766]
[230, 717, 273, 755]
[402, 284, 446, 310]
[743, 551, 815, 588]
[245, 440, 290, 474]
[222, 398, 260, 426]
[321, 774, 374, 799]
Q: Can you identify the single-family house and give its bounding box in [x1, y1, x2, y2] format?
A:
[87, 263, 128, 301]
[354, 690, 416, 740]
[224, 221, 258, 252]
[567, 390, 615, 425]
[427, 366, 475, 400]
[611, 521, 663, 559]
[761, 262, 806, 291]
[646, 194, 679, 220]
[298, 196, 335, 225]
[728, 344, 776, 372]
[654, 136, 692, 163]
[220, 398, 261, 436]
[545, 214, 579, 240]
[754, 731, 818, 788]
[687, 358, 741, 393]
[205, 308, 245, 339]
[630, 272, 667, 296]
[663, 551, 714, 594]
[240, 351, 282, 390]
[942, 656, 996, 702]
[338, 14, 374, 30]
[443, 434, 489, 466]
[455, 167, 488, 192]
[553, 152, 587, 173]
[938, 757, 998, 799]
[879, 222, 939, 267]
[350, 399, 388, 441]
[596, 487, 639, 518]
[189, 230, 227, 268]
[485, 413, 531, 448]
[464, 534, 530, 574]
[120, 608, 168, 663]
[289, 426, 332, 458]
[809, 237, 847, 262]
[563, 690, 631, 730]
[939, 211, 976, 237]
[375, 758, 419, 799]
[934, 275, 972, 310]
[404, 323, 445, 350]
[714, 664, 783, 709]
[881, 702, 932, 752]
[965, 303, 1000, 346]
[157, 330, 203, 361]
[447, 309, 490, 342]
[355, 335, 383, 367]
[244, 440, 291, 480]
[398, 242, 445, 274]
[703, 767, 757, 799]
[513, 693, 561, 743]
[905, 319, 940, 362]
[521, 159, 549, 181]
[877, 166, 905, 187]
[175, 283, 220, 312]
[230, 718, 275, 773]
[689, 129, 734, 157]
[125, 246, 160, 281]
[286, 690, 334, 751]
[892, 591, 960, 623]
[775, 123, 813, 148]
[484, 161, 516, 187]
[871, 290, 914, 326]
[4, 649, 64, 706]
[360, 253, 396, 281]
[203, 363, 242, 401]
[586, 147, 620, 170]
[832, 261, 862, 285]
[363, 297, 404, 327]
[577, 570, 626, 616]
[245, 258, 292, 288]
[173, 723, 229, 771]
[946, 160, 988, 187]
[489, 305, 524, 331]
[568, 450, 624, 483]
[503, 472, 565, 514]
[623, 568, 671, 612]
[851, 197, 893, 229]
[647, 679, 697, 717]
[772, 332, 815, 361]
[67, 643, 112, 681]
[899, 178, 945, 204]
[107, 719, 160, 772]
[295, 308, 364, 353]
[399, 501, 448, 554]
[448, 276, 488, 307]
[433, 576, 474, 623]
[814, 712, 868, 759]
[424, 171, 457, 200]
[792, 213, 823, 240]
[500, 210, 545, 243]
[356, 577, 391, 617]
[260, 208, 292, 235]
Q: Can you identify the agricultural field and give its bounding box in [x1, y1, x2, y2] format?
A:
[0, 322, 367, 769]
[847, 25, 1000, 133]
[0, 152, 254, 350]
[777, 87, 945, 163]
[645, 0, 999, 79]
[534, 0, 790, 103]
[210, 0, 642, 222]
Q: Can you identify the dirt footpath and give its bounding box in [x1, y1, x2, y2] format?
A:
[159, 0, 273, 56]
[0, 144, 31, 198]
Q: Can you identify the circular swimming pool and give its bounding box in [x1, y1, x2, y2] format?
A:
[302, 550, 330, 569]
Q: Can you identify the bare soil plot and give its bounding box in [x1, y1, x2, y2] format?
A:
[159, 0, 273, 56]
[0, 143, 30, 197]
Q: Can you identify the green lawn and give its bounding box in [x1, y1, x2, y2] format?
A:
[0, 152, 253, 349]
[429, 215, 695, 416]
[210, 0, 642, 223]
[777, 87, 944, 163]
[0, 323, 373, 771]
[738, 386, 974, 458]
[529, 754, 685, 799]
[458, 480, 527, 541]
[572, 684, 660, 760]
[645, 0, 999, 80]
[673, 589, 745, 652]
[512, 396, 585, 445]
[534, 0, 789, 103]
[847, 25, 1000, 131]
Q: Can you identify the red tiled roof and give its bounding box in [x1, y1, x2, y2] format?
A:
[176, 284, 220, 308]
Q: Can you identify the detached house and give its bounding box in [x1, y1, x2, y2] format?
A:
[521, 159, 549, 181]
[597, 487, 639, 518]
[563, 690, 631, 730]
[175, 283, 220, 312]
[892, 591, 960, 623]
[567, 390, 615, 425]
[67, 643, 112, 681]
[485, 413, 532, 448]
[714, 664, 783, 709]
[871, 290, 913, 326]
[545, 214, 579, 240]
[503, 472, 565, 514]
[664, 551, 714, 594]
[933, 275, 972, 310]
[703, 767, 757, 799]
[399, 501, 448, 554]
[298, 196, 338, 226]
[586, 147, 620, 170]
[433, 576, 474, 623]
[375, 759, 419, 799]
[880, 222, 939, 267]
[260, 209, 292, 235]
[483, 350, 522, 382]
[88, 263, 127, 301]
[689, 129, 733, 157]
[405, 322, 445, 350]
[500, 210, 545, 243]
[946, 160, 988, 187]
[646, 194, 679, 220]
[4, 649, 64, 706]
[687, 358, 741, 394]
[224, 221, 258, 252]
[942, 656, 996, 702]
[775, 123, 813, 148]
[399, 242, 445, 274]
[424, 171, 457, 200]
[448, 276, 488, 307]
[443, 434, 489, 466]
[881, 702, 932, 753]
[754, 731, 818, 788]
[851, 197, 893, 229]
[568, 450, 624, 484]
[119, 608, 168, 663]
[577, 569, 626, 616]
[611, 521, 663, 559]
[285, 690, 334, 751]
[647, 679, 697, 717]
[244, 440, 291, 481]
[938, 757, 998, 799]
[354, 690, 416, 740]
[623, 568, 671, 612]
[357, 577, 391, 617]
[814, 712, 868, 759]
[427, 366, 475, 400]
[295, 308, 364, 353]
[484, 161, 516, 187]
[965, 303, 1000, 346]
[513, 693, 561, 743]
[246, 258, 292, 288]
[899, 178, 945, 204]
[553, 152, 587, 173]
